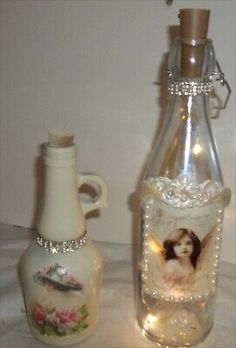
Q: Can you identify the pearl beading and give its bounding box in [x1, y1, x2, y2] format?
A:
[139, 176, 229, 209]
[36, 231, 87, 254]
[140, 177, 227, 303]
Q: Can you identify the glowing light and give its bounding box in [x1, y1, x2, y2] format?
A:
[148, 234, 163, 254]
[192, 143, 203, 155]
[183, 98, 192, 173]
[141, 328, 147, 337]
[147, 314, 158, 323]
[143, 314, 159, 330]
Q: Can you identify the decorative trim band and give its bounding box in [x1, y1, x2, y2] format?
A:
[36, 231, 88, 254]
[169, 81, 214, 96]
[139, 176, 230, 208]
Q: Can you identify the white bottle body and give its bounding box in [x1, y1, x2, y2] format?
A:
[20, 240, 103, 346]
[19, 140, 107, 345]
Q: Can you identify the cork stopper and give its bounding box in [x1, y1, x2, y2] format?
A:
[49, 129, 75, 147]
[179, 9, 210, 78]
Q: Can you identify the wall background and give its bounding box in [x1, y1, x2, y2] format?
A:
[0, 0, 235, 263]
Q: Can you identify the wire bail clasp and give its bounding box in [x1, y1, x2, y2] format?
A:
[165, 61, 231, 118]
[210, 60, 231, 118]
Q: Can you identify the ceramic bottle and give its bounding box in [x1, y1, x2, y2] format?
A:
[19, 129, 107, 346]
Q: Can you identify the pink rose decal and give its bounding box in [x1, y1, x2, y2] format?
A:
[31, 302, 89, 336]
[32, 303, 46, 324]
[55, 310, 81, 329]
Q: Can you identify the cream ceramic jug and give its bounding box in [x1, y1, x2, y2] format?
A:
[19, 129, 107, 346]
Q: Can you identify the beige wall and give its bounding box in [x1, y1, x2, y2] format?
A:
[0, 0, 235, 263]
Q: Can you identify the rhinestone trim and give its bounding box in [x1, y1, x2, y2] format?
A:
[36, 231, 88, 254]
[169, 81, 213, 96]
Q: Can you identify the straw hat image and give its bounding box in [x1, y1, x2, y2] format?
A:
[33, 263, 83, 291]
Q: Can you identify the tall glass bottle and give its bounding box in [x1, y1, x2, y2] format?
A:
[137, 9, 230, 347]
[19, 129, 107, 346]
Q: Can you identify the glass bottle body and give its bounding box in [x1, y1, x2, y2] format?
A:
[145, 94, 222, 182]
[137, 40, 228, 347]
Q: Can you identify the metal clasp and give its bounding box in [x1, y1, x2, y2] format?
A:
[165, 63, 231, 118]
[210, 61, 231, 118]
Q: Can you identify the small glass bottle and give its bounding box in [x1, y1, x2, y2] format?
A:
[136, 9, 231, 347]
[19, 129, 107, 346]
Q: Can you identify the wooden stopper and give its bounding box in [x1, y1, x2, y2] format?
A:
[179, 9, 210, 78]
[49, 129, 75, 147]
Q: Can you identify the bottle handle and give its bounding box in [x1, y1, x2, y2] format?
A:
[78, 173, 108, 215]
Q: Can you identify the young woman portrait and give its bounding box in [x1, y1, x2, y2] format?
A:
[162, 228, 201, 289]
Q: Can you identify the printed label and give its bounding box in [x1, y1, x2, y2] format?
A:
[31, 263, 89, 336]
[139, 176, 228, 300]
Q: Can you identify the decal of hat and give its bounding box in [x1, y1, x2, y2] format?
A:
[33, 263, 83, 291]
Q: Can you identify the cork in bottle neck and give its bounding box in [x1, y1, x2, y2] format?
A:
[179, 9, 210, 78]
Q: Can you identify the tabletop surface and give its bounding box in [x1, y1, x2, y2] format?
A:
[0, 223, 235, 348]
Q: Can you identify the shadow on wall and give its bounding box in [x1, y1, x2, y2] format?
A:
[128, 25, 180, 303]
[31, 143, 45, 232]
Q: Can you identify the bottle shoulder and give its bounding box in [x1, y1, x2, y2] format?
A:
[145, 96, 223, 183]
[19, 239, 103, 277]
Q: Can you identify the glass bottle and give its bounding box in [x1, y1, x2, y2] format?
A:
[19, 129, 107, 346]
[136, 9, 231, 347]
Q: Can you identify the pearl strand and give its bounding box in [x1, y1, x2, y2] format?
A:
[141, 203, 223, 303]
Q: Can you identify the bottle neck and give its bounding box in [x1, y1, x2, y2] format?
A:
[167, 93, 210, 124]
[145, 93, 223, 183]
[38, 145, 86, 242]
[158, 93, 211, 151]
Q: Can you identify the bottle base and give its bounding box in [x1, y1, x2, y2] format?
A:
[137, 291, 215, 347]
[138, 304, 213, 347]
[138, 318, 213, 347]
